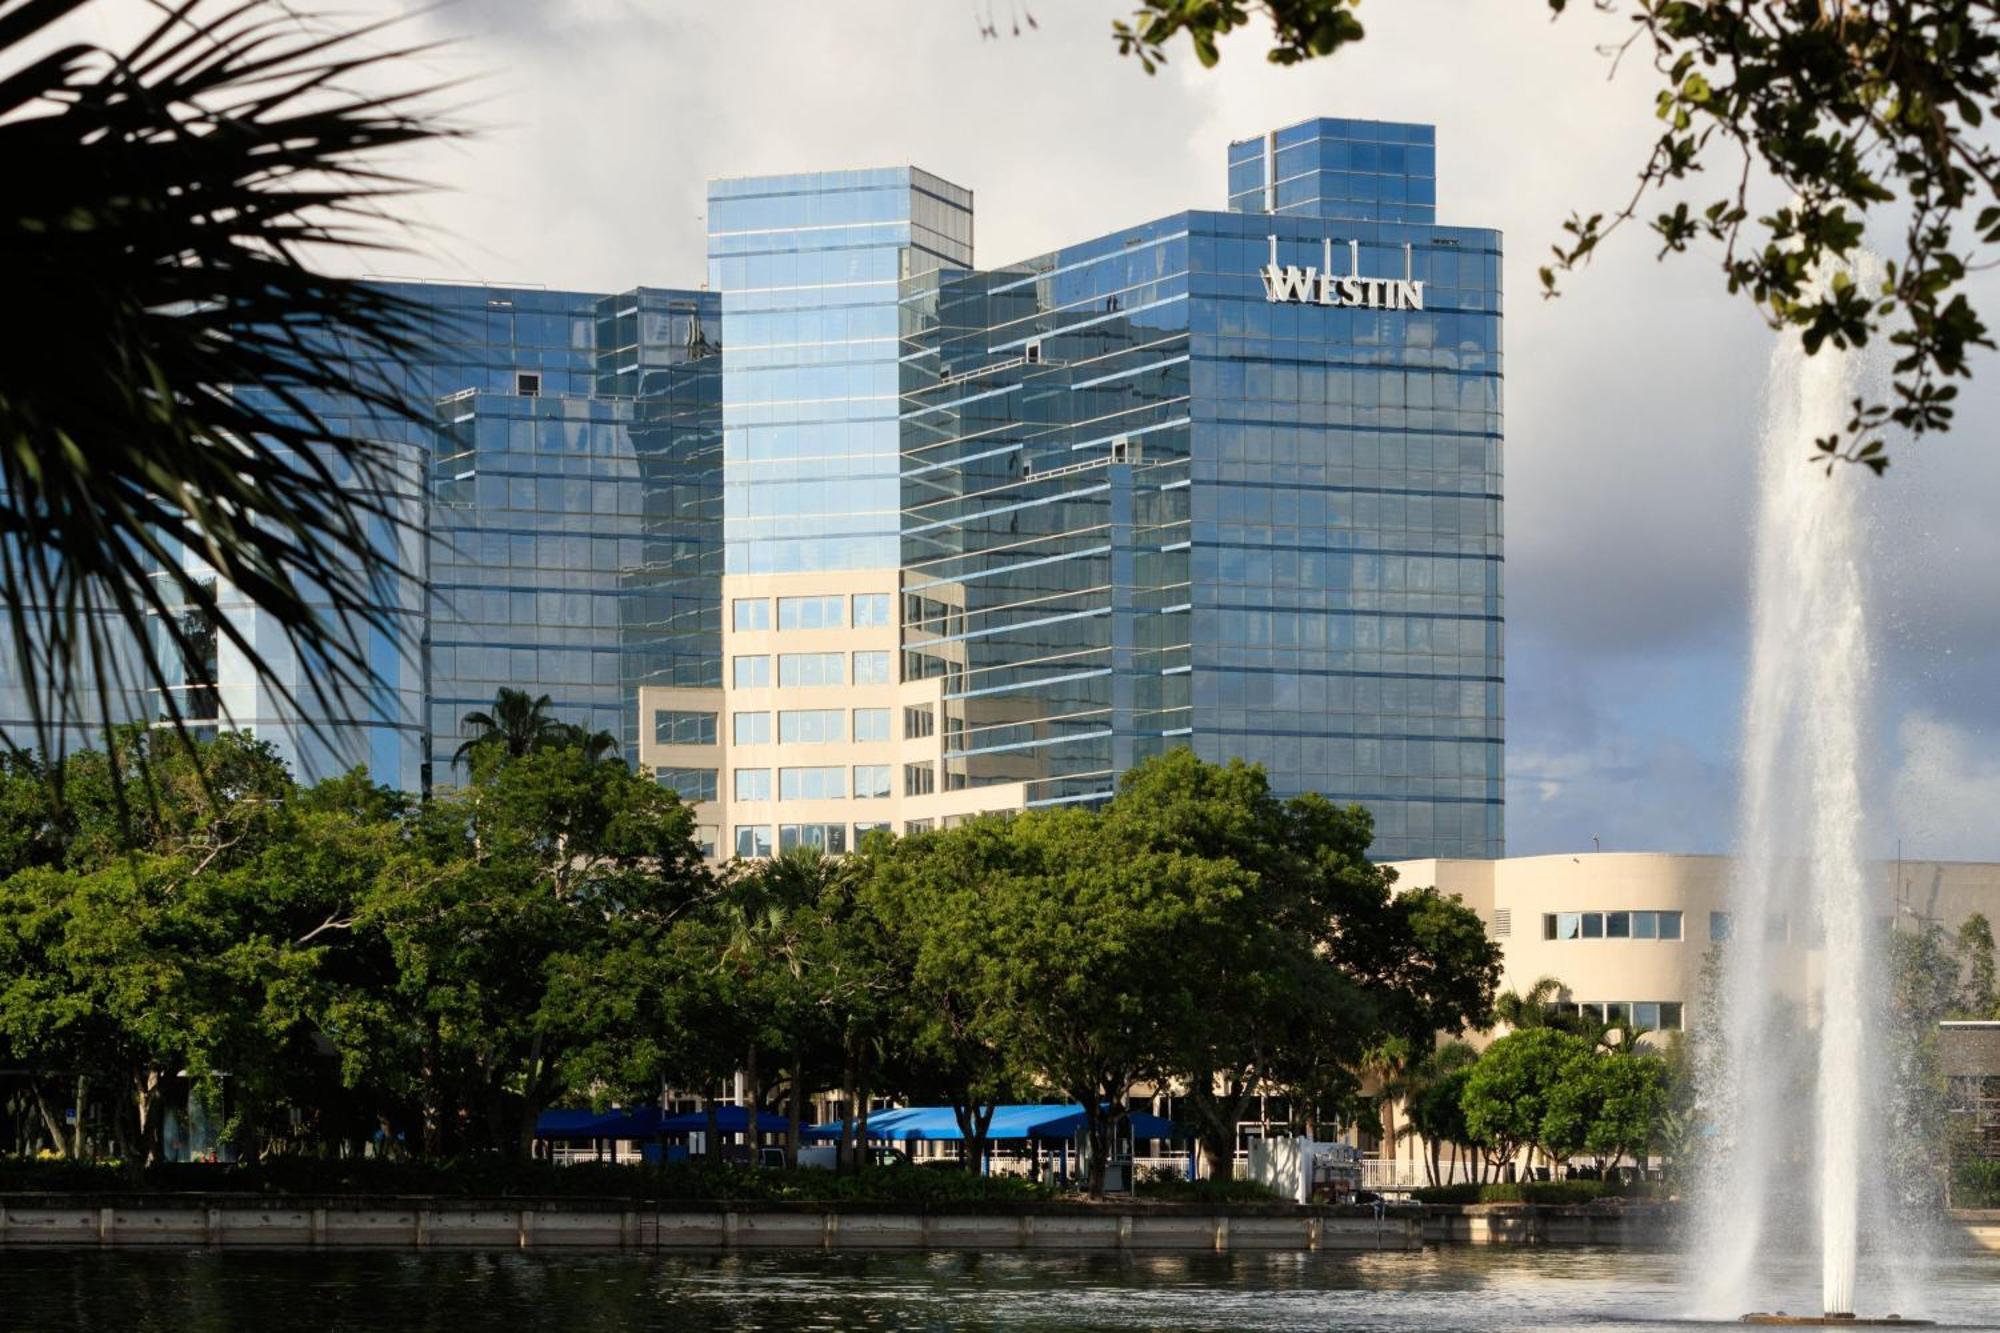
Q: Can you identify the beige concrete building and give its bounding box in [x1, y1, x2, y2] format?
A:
[1363, 852, 2000, 1182]
[637, 575, 1029, 861]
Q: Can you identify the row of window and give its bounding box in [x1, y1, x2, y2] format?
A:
[657, 705, 915, 749]
[663, 761, 939, 804]
[731, 593, 893, 632]
[735, 822, 893, 858]
[731, 650, 893, 688]
[734, 764, 899, 801]
[1541, 911, 1685, 942]
[1549, 1001, 1685, 1032]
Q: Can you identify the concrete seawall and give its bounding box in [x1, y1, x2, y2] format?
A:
[0, 1197, 1422, 1252]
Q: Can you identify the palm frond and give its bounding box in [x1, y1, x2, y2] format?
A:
[0, 0, 459, 789]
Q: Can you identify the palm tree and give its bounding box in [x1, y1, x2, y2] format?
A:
[549, 722, 625, 766]
[453, 689, 562, 767]
[0, 1, 453, 774]
[1493, 976, 1569, 1031]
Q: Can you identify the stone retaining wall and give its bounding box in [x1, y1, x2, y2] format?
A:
[0, 1197, 1422, 1252]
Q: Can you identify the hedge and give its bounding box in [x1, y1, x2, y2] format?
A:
[1953, 1158, 2000, 1208]
[1409, 1180, 1623, 1206]
[0, 1157, 1056, 1204]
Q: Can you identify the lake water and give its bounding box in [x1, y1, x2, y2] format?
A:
[1, 1247, 1995, 1331]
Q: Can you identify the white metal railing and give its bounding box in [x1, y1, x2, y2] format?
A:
[1360, 1157, 1484, 1189]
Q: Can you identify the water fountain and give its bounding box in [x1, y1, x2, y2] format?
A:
[1690, 261, 1930, 1327]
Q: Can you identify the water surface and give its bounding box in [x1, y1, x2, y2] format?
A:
[2, 1247, 1994, 1331]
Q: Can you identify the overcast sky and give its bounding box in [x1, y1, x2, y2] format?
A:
[76, 0, 2000, 859]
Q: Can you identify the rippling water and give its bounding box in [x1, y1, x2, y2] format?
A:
[1, 1247, 1994, 1331]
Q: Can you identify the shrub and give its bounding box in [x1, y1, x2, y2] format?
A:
[1952, 1158, 2000, 1208]
[1132, 1171, 1281, 1203]
[0, 1156, 1057, 1204]
[1410, 1180, 1615, 1206]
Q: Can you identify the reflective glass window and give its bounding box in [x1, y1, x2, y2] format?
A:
[733, 711, 771, 745]
[778, 709, 843, 743]
[852, 651, 892, 685]
[735, 825, 772, 858]
[779, 766, 846, 800]
[853, 764, 891, 798]
[1659, 911, 1683, 941]
[1660, 1001, 1684, 1030]
[779, 823, 848, 854]
[653, 710, 717, 746]
[656, 768, 717, 802]
[852, 593, 892, 627]
[1710, 911, 1733, 941]
[1633, 1002, 1661, 1030]
[779, 652, 844, 687]
[853, 708, 891, 742]
[778, 596, 844, 630]
[1543, 914, 1558, 941]
[1606, 911, 1630, 939]
[733, 599, 771, 631]
[904, 762, 935, 796]
[905, 705, 935, 740]
[1633, 911, 1657, 940]
[733, 655, 771, 688]
[1580, 912, 1604, 939]
[853, 821, 891, 842]
[1555, 912, 1581, 941]
[734, 768, 772, 801]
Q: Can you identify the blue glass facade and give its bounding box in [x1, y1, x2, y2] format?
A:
[709, 168, 972, 576]
[898, 116, 1501, 858]
[9, 115, 1498, 858]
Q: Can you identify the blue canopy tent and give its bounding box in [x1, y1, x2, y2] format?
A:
[807, 1104, 1175, 1143]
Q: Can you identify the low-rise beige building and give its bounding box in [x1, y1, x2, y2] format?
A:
[1366, 852, 2000, 1182]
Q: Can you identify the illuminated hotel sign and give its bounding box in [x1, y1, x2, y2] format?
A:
[1260, 235, 1425, 311]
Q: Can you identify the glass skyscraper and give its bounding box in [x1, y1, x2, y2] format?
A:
[645, 115, 1503, 860]
[4, 114, 1499, 860]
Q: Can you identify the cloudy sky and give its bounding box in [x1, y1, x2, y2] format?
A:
[75, 0, 2000, 859]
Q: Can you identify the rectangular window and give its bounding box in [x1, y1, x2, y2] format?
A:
[1632, 1002, 1661, 1031]
[1555, 912, 1581, 941]
[779, 766, 846, 801]
[1543, 913, 1559, 941]
[693, 825, 717, 859]
[853, 708, 891, 742]
[1606, 911, 1630, 939]
[778, 652, 843, 687]
[853, 821, 891, 844]
[734, 768, 772, 802]
[1659, 911, 1683, 941]
[853, 764, 891, 799]
[653, 710, 717, 746]
[779, 823, 848, 854]
[852, 593, 892, 628]
[733, 655, 770, 689]
[1633, 911, 1658, 940]
[1659, 1001, 1684, 1031]
[734, 825, 772, 858]
[778, 709, 844, 744]
[904, 818, 934, 835]
[1580, 912, 1604, 939]
[904, 761, 936, 797]
[1710, 911, 1733, 942]
[733, 712, 771, 745]
[732, 598, 771, 631]
[778, 595, 844, 630]
[1604, 1001, 1632, 1026]
[656, 768, 717, 802]
[852, 650, 893, 685]
[904, 705, 935, 740]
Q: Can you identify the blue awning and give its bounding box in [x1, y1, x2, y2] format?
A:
[535, 1105, 801, 1141]
[807, 1104, 1178, 1144]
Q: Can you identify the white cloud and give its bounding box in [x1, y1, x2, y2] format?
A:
[1890, 713, 2000, 863]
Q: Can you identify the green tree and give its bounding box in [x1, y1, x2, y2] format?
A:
[862, 823, 1033, 1173]
[1461, 1027, 1594, 1176]
[1399, 1040, 1480, 1185]
[1097, 0, 2000, 471]
[1957, 913, 1997, 1019]
[357, 742, 711, 1157]
[1543, 1045, 1669, 1175]
[0, 0, 453, 767]
[453, 689, 567, 769]
[965, 803, 1253, 1196]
